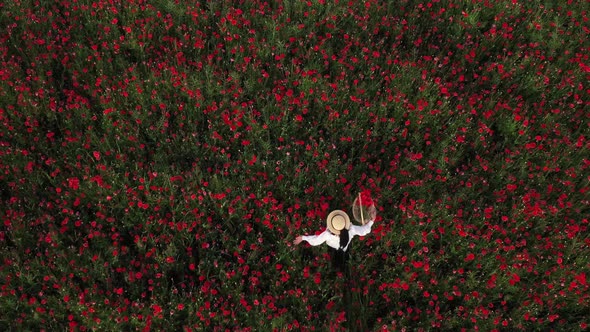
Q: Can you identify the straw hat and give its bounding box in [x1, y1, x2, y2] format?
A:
[326, 210, 351, 235]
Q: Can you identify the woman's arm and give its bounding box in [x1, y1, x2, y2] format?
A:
[294, 230, 331, 246]
[350, 220, 374, 237]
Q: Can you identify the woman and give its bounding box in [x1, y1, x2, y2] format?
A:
[294, 209, 375, 272]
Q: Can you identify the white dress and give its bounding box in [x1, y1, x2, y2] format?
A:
[301, 220, 374, 251]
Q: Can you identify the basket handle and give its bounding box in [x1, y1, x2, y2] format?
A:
[359, 192, 364, 224]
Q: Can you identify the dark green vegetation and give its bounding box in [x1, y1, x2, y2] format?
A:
[0, 0, 588, 330]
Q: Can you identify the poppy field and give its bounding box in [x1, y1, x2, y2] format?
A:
[0, 0, 588, 330]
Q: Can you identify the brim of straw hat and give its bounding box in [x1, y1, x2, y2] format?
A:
[326, 210, 351, 235]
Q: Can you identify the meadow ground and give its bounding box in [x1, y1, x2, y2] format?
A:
[0, 0, 588, 331]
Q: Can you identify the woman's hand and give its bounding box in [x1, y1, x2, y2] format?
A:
[293, 236, 303, 245]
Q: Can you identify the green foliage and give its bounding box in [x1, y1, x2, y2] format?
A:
[0, 0, 588, 331]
